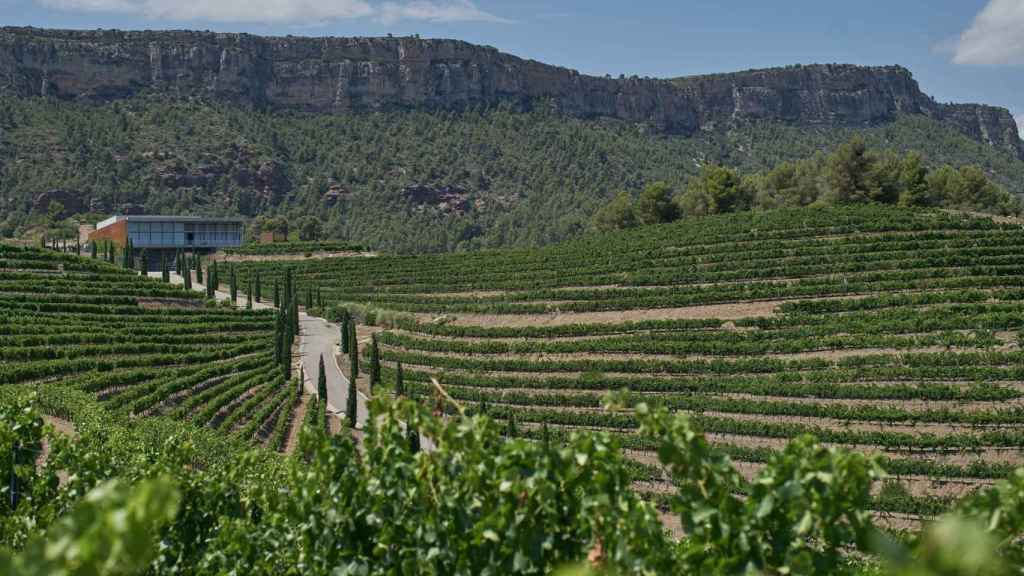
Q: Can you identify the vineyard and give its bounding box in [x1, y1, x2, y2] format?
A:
[0, 243, 303, 450]
[231, 205, 1024, 520]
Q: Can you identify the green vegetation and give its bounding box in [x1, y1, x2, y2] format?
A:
[1, 96, 1023, 251]
[0, 243, 299, 448]
[232, 205, 1024, 520]
[594, 138, 1020, 231]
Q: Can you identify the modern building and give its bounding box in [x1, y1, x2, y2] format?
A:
[89, 215, 245, 270]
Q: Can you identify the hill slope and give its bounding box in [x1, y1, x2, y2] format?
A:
[2, 97, 1024, 252]
[234, 205, 1024, 516]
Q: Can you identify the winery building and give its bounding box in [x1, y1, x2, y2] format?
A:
[89, 215, 244, 270]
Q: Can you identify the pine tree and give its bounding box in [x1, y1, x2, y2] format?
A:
[395, 362, 405, 397]
[254, 270, 262, 303]
[346, 369, 357, 428]
[369, 333, 381, 391]
[318, 353, 327, 400]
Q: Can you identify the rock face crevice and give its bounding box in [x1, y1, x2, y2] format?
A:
[1, 26, 1020, 158]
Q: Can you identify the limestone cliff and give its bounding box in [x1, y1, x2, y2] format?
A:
[1, 26, 1020, 158]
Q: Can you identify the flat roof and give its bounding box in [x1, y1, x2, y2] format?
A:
[96, 215, 246, 230]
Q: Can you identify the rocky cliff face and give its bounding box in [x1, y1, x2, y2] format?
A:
[1, 26, 1020, 158]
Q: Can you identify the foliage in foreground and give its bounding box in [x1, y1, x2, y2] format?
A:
[1, 391, 1024, 575]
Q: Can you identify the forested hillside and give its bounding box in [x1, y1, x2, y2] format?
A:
[1, 96, 1022, 252]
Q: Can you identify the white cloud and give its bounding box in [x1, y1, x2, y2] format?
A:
[950, 0, 1024, 65]
[379, 0, 511, 24]
[36, 0, 509, 24]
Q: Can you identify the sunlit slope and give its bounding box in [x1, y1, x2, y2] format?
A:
[237, 205, 1024, 515]
[0, 245, 298, 450]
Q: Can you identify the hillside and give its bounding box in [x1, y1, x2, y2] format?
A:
[0, 243, 302, 450]
[234, 205, 1024, 517]
[2, 96, 1024, 253]
[1, 27, 1023, 253]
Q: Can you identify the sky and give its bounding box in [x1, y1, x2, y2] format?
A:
[4, 0, 1023, 134]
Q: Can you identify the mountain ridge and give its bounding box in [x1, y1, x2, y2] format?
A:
[0, 26, 1020, 159]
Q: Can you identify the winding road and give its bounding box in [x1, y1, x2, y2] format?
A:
[155, 271, 368, 428]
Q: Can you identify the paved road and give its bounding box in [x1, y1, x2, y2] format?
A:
[299, 312, 368, 427]
[156, 271, 368, 427]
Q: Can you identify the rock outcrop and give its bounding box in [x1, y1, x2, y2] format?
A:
[1, 27, 1020, 158]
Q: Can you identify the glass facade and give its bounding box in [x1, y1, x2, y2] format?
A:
[126, 220, 242, 248]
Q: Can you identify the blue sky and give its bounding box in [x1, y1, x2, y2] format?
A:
[6, 0, 1023, 132]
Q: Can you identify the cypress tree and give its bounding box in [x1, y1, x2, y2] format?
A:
[281, 313, 292, 379]
[349, 322, 359, 379]
[229, 265, 238, 304]
[195, 255, 203, 285]
[161, 253, 170, 283]
[211, 261, 219, 290]
[395, 362, 405, 397]
[75, 238, 81, 256]
[318, 353, 327, 400]
[317, 287, 322, 308]
[246, 278, 253, 309]
[340, 311, 350, 354]
[274, 315, 283, 365]
[408, 426, 420, 454]
[346, 370, 357, 428]
[306, 286, 313, 310]
[369, 333, 381, 391]
[273, 279, 280, 308]
[39, 235, 45, 249]
[254, 270, 262, 303]
[183, 260, 193, 290]
[291, 292, 299, 334]
[206, 262, 215, 299]
[506, 413, 518, 438]
[90, 241, 97, 259]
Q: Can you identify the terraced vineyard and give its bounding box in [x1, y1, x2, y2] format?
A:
[0, 244, 300, 449]
[233, 205, 1024, 518]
